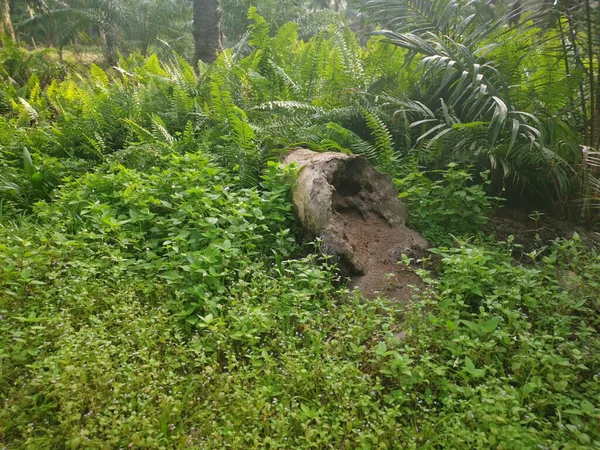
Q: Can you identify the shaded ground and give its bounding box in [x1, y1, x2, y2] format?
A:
[343, 206, 600, 302]
[485, 208, 600, 254]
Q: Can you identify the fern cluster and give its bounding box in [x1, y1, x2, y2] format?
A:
[0, 7, 596, 218]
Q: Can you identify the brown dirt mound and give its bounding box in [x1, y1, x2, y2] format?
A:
[337, 209, 424, 303]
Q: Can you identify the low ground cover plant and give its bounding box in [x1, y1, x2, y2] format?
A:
[1, 138, 599, 447]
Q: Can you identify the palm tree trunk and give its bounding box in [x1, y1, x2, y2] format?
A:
[193, 0, 222, 65]
[105, 28, 119, 66]
[100, 26, 119, 66]
[0, 0, 15, 42]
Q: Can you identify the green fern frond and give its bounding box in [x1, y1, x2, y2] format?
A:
[362, 109, 396, 170]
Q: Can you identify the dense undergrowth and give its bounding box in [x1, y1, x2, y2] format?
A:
[2, 143, 599, 448]
[1, 11, 600, 450]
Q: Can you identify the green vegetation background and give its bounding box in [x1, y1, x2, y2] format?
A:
[1, 6, 599, 449]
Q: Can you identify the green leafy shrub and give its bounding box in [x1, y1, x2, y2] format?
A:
[369, 236, 600, 448]
[395, 163, 496, 245]
[0, 40, 69, 87]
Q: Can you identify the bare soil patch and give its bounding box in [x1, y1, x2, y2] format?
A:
[486, 208, 600, 255]
[338, 209, 423, 303]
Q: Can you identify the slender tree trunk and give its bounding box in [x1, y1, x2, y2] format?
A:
[0, 0, 15, 42]
[584, 0, 596, 148]
[558, 17, 574, 110]
[100, 26, 119, 66]
[594, 13, 600, 150]
[508, 0, 522, 26]
[564, 8, 589, 142]
[106, 29, 119, 65]
[193, 0, 222, 65]
[594, 53, 600, 150]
